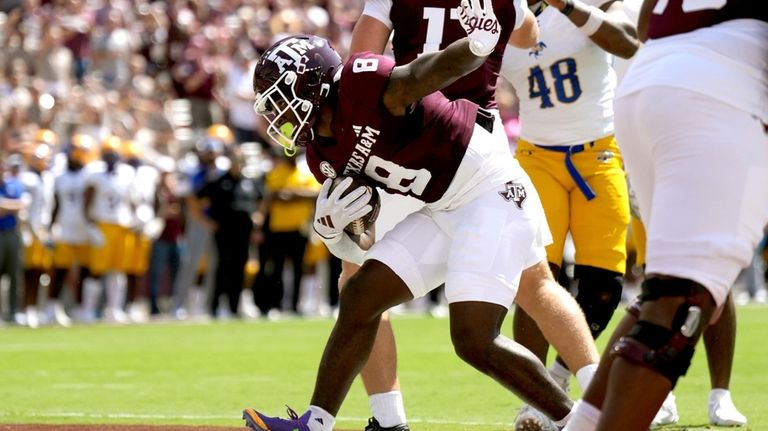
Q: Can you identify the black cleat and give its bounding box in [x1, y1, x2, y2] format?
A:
[364, 417, 411, 431]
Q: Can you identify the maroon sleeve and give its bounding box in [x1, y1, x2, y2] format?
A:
[340, 53, 397, 109]
[389, 0, 515, 109]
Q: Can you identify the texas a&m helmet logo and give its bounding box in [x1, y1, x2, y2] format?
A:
[499, 181, 527, 209]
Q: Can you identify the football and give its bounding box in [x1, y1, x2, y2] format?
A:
[330, 176, 380, 235]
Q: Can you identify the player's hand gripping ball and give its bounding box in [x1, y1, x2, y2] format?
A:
[330, 176, 381, 235]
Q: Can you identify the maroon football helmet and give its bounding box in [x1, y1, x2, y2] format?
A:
[252, 35, 342, 155]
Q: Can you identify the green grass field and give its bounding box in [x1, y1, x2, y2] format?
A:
[1, 305, 766, 430]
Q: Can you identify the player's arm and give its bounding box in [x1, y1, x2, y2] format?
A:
[0, 197, 24, 212]
[83, 184, 96, 225]
[544, 0, 639, 58]
[349, 14, 391, 55]
[636, 0, 658, 42]
[50, 192, 60, 228]
[384, 39, 484, 115]
[507, 7, 539, 49]
[384, 0, 500, 115]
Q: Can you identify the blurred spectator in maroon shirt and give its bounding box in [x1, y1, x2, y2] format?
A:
[60, 0, 94, 83]
[147, 158, 184, 316]
[171, 35, 219, 128]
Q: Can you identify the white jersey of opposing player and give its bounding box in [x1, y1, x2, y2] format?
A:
[500, 1, 616, 146]
[616, 19, 767, 123]
[132, 165, 158, 205]
[132, 164, 159, 226]
[20, 170, 55, 236]
[86, 163, 136, 227]
[54, 167, 94, 244]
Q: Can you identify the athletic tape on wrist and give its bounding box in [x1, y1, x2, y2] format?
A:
[579, 6, 606, 36]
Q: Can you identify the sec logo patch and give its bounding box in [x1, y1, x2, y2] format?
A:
[320, 161, 337, 178]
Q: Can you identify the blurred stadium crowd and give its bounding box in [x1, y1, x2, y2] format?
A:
[0, 0, 373, 326]
[0, 0, 764, 327]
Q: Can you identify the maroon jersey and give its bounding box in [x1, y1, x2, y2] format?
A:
[648, 0, 766, 39]
[390, 0, 518, 109]
[306, 53, 479, 204]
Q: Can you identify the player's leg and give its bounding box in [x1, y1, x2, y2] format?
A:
[104, 225, 130, 322]
[567, 136, 630, 341]
[512, 262, 560, 364]
[704, 292, 747, 425]
[450, 300, 572, 419]
[339, 260, 404, 431]
[23, 267, 42, 328]
[124, 232, 140, 313]
[224, 225, 250, 315]
[75, 259, 91, 305]
[598, 280, 717, 430]
[572, 87, 768, 431]
[248, 211, 441, 431]
[210, 229, 233, 317]
[49, 246, 70, 303]
[513, 140, 571, 364]
[444, 183, 575, 427]
[147, 240, 167, 316]
[244, 256, 416, 431]
[288, 231, 308, 314]
[619, 191, 689, 426]
[22, 238, 43, 327]
[515, 260, 600, 389]
[48, 264, 73, 326]
[172, 219, 207, 315]
[565, 87, 665, 430]
[337, 192, 424, 431]
[2, 230, 22, 323]
[269, 232, 292, 315]
[309, 259, 415, 418]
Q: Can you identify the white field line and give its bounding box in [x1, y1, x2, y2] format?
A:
[0, 411, 509, 426]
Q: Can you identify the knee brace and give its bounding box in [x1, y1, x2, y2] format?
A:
[611, 277, 709, 388]
[573, 265, 624, 338]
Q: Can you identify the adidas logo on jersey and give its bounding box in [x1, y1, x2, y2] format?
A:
[352, 125, 362, 137]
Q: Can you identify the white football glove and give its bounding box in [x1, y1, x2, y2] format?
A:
[457, 0, 501, 57]
[313, 177, 373, 243]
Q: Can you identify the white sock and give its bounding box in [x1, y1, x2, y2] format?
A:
[550, 361, 571, 381]
[575, 363, 598, 393]
[105, 273, 125, 311]
[369, 390, 407, 427]
[709, 388, 730, 404]
[307, 405, 335, 431]
[563, 401, 600, 431]
[82, 278, 102, 316]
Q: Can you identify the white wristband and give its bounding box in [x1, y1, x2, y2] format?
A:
[579, 6, 606, 36]
[325, 233, 366, 265]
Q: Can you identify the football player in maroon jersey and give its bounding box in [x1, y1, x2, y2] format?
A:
[342, 1, 600, 430]
[563, 0, 767, 430]
[242, 2, 597, 431]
